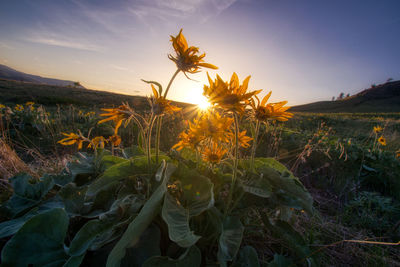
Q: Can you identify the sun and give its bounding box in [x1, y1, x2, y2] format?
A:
[197, 95, 211, 111]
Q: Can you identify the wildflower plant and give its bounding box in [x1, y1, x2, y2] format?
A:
[0, 29, 316, 267]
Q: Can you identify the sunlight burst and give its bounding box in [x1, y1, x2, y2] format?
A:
[197, 95, 211, 111]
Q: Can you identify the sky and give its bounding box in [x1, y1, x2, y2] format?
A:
[1, 0, 400, 105]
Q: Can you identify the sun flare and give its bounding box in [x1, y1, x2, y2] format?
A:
[197, 95, 211, 110]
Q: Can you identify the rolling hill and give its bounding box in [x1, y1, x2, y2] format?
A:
[291, 80, 400, 113]
[0, 64, 85, 88]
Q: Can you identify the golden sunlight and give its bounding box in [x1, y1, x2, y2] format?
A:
[197, 95, 211, 110]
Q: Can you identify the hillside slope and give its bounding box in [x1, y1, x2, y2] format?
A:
[0, 64, 85, 88]
[291, 81, 400, 113]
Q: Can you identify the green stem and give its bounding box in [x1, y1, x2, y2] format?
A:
[155, 116, 163, 164]
[225, 113, 240, 216]
[147, 113, 156, 167]
[250, 120, 260, 172]
[163, 69, 180, 98]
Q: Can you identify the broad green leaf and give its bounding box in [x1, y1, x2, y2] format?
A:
[122, 146, 145, 158]
[87, 156, 149, 197]
[1, 208, 69, 266]
[2, 173, 54, 217]
[69, 219, 115, 257]
[218, 216, 244, 263]
[121, 223, 161, 266]
[232, 246, 260, 267]
[59, 183, 90, 216]
[99, 155, 129, 172]
[267, 254, 294, 267]
[106, 161, 176, 267]
[161, 165, 214, 248]
[142, 245, 201, 267]
[0, 197, 64, 238]
[67, 153, 96, 181]
[162, 192, 201, 247]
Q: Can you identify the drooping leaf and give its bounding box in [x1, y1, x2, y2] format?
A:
[161, 165, 214, 248]
[142, 245, 201, 267]
[121, 223, 161, 267]
[232, 246, 260, 267]
[106, 161, 176, 267]
[1, 173, 54, 217]
[218, 216, 244, 264]
[59, 183, 90, 216]
[1, 208, 69, 266]
[87, 156, 149, 197]
[162, 192, 201, 247]
[69, 219, 115, 257]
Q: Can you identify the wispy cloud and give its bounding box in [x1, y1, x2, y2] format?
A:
[109, 64, 135, 73]
[24, 33, 104, 52]
[0, 42, 14, 50]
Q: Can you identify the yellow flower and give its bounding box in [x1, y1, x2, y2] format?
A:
[195, 111, 233, 142]
[172, 129, 204, 151]
[378, 136, 386, 146]
[250, 91, 293, 122]
[203, 72, 261, 114]
[58, 132, 86, 150]
[227, 130, 253, 148]
[149, 84, 181, 115]
[202, 143, 227, 164]
[109, 134, 122, 147]
[25, 101, 34, 106]
[373, 126, 383, 133]
[88, 136, 107, 149]
[0, 104, 5, 109]
[168, 29, 217, 75]
[98, 104, 131, 133]
[15, 104, 24, 111]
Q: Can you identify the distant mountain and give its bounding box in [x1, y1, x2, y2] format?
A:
[0, 64, 85, 88]
[291, 81, 400, 113]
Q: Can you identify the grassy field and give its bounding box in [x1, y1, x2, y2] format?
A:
[1, 81, 400, 266]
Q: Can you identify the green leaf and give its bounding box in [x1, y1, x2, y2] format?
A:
[162, 192, 201, 247]
[267, 254, 294, 267]
[59, 183, 90, 216]
[69, 219, 115, 257]
[122, 145, 145, 158]
[142, 246, 201, 267]
[161, 165, 214, 248]
[2, 173, 54, 217]
[106, 161, 176, 267]
[87, 156, 149, 197]
[232, 246, 260, 267]
[1, 208, 69, 266]
[99, 155, 129, 172]
[218, 216, 244, 263]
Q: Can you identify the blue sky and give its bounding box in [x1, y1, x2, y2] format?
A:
[1, 0, 399, 105]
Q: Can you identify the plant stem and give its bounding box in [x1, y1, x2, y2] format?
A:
[147, 113, 155, 167]
[163, 69, 180, 98]
[225, 113, 240, 216]
[155, 116, 163, 164]
[250, 120, 260, 171]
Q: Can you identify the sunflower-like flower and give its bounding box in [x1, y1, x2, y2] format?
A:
[195, 111, 233, 142]
[58, 132, 87, 150]
[202, 142, 228, 164]
[203, 73, 261, 114]
[227, 130, 253, 148]
[250, 91, 293, 122]
[172, 128, 204, 151]
[378, 136, 386, 146]
[108, 134, 122, 147]
[149, 84, 181, 115]
[0, 104, 5, 109]
[168, 29, 217, 75]
[88, 136, 107, 149]
[396, 150, 400, 159]
[98, 103, 132, 132]
[373, 126, 383, 133]
[15, 104, 24, 111]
